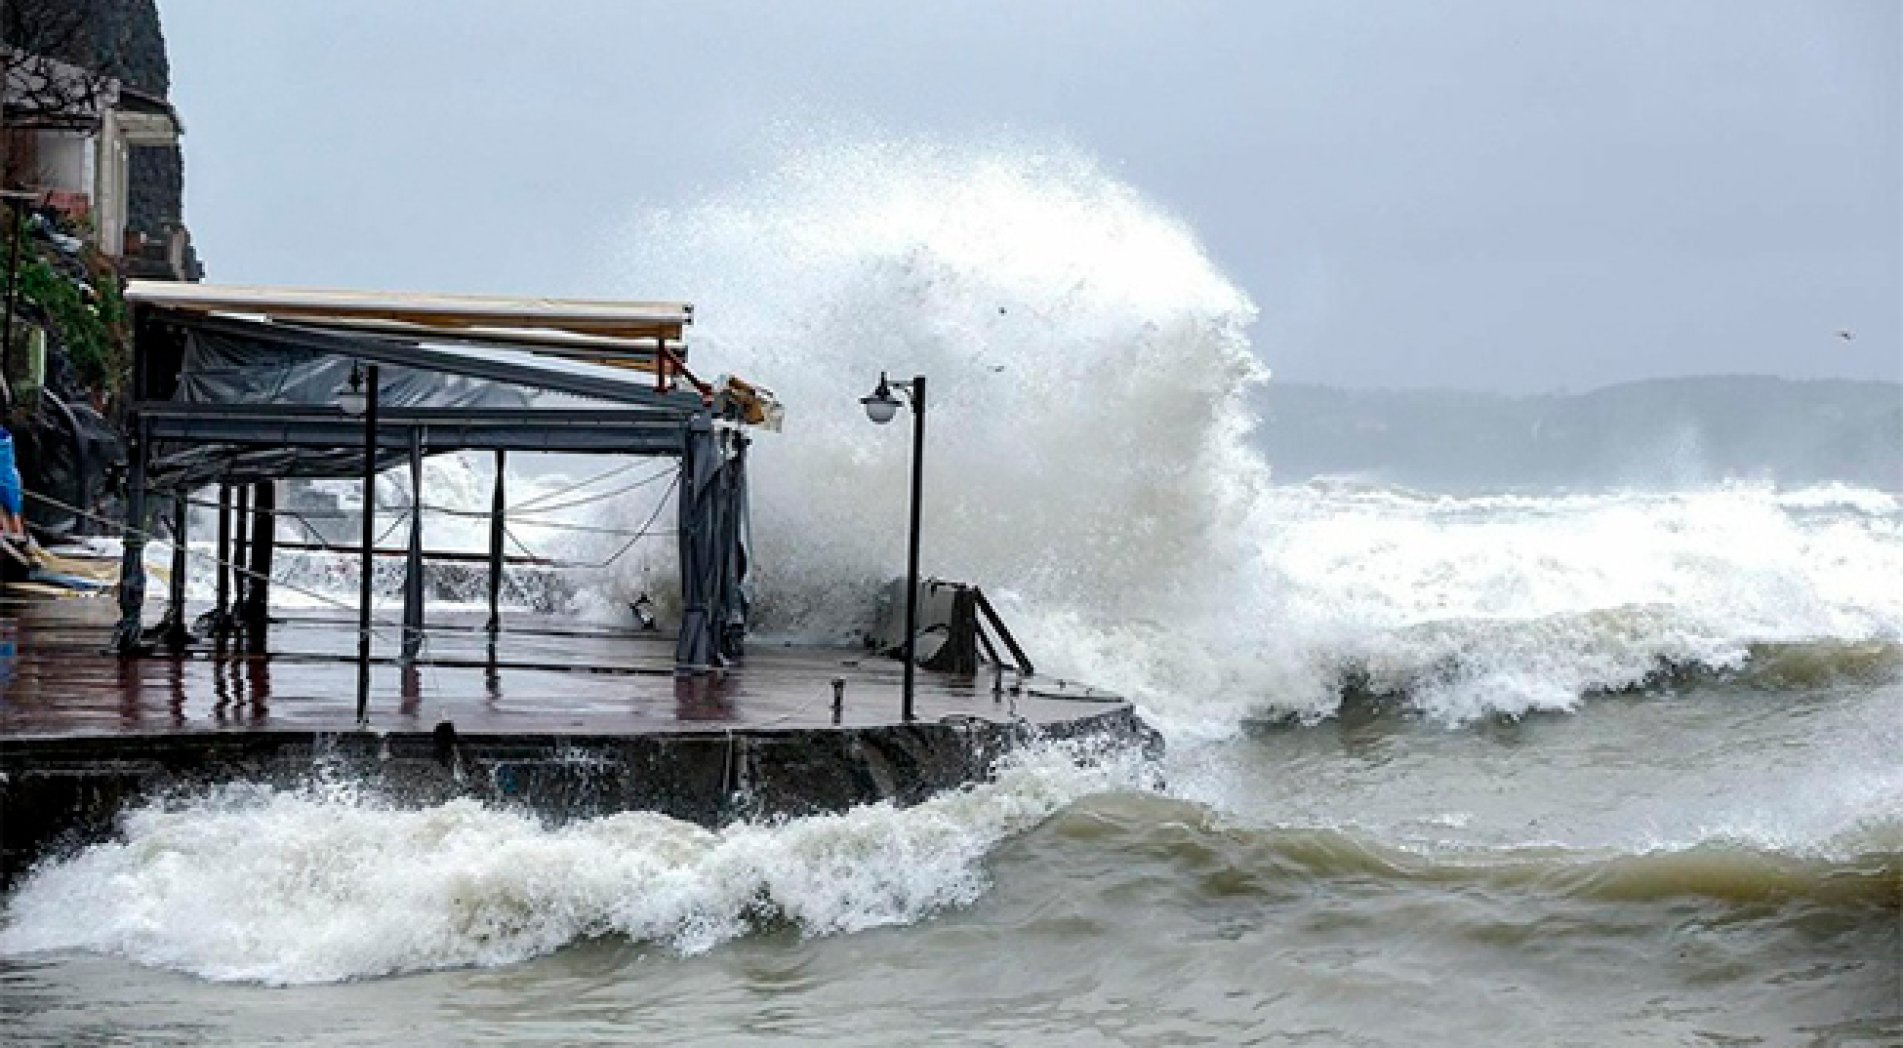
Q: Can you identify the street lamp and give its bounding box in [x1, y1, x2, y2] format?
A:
[859, 374, 901, 424]
[862, 371, 926, 722]
[336, 361, 368, 417]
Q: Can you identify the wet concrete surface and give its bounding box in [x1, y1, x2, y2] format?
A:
[0, 595, 1125, 738]
[0, 593, 1152, 886]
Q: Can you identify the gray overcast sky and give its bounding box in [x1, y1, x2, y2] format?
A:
[160, 1, 1898, 392]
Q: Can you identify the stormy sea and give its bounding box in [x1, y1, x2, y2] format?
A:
[2, 143, 1897, 1045]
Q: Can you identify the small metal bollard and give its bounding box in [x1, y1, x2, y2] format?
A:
[831, 677, 846, 724]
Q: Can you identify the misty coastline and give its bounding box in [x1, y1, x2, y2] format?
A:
[1251, 374, 1902, 493]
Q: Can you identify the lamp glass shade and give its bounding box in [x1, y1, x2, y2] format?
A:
[337, 388, 367, 417]
[861, 394, 899, 425]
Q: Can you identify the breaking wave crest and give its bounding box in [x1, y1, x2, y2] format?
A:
[0, 740, 1160, 984]
[1030, 793, 1902, 910]
[1204, 484, 1903, 727]
[7, 736, 1891, 986]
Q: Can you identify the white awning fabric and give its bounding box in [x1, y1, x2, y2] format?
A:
[125, 281, 692, 342]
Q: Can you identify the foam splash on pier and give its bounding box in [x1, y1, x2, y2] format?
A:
[605, 138, 1267, 649]
[0, 739, 1159, 984]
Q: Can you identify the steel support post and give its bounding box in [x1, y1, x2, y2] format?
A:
[355, 365, 379, 724]
[400, 427, 425, 661]
[242, 480, 276, 639]
[485, 449, 505, 634]
[159, 490, 190, 650]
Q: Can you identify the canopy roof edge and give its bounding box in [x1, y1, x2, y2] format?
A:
[126, 280, 693, 341]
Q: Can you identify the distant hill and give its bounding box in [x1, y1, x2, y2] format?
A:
[1250, 376, 1902, 492]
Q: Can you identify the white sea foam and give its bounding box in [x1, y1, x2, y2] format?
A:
[1212, 483, 1903, 725]
[0, 740, 1158, 984]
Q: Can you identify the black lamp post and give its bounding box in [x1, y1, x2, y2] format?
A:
[861, 371, 926, 722]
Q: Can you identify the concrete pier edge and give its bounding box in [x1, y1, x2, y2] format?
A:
[0, 705, 1160, 888]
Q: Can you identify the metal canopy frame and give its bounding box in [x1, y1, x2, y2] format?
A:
[111, 288, 757, 689]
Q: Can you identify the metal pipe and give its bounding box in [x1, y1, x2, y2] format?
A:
[272, 540, 557, 566]
[901, 375, 925, 722]
[111, 420, 150, 653]
[486, 448, 505, 634]
[109, 308, 150, 654]
[356, 364, 379, 724]
[401, 427, 424, 661]
[243, 481, 275, 632]
[973, 587, 1035, 676]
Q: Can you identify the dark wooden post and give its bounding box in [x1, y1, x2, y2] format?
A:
[241, 480, 276, 633]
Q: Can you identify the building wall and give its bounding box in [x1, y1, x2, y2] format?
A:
[30, 129, 90, 194]
[2, 0, 182, 248]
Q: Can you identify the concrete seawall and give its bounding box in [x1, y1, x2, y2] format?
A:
[0, 707, 1157, 887]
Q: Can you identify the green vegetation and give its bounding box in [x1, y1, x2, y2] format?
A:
[2, 228, 131, 398]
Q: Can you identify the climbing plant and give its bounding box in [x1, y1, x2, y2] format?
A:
[2, 232, 131, 397]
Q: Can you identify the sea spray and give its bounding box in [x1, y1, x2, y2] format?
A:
[187, 138, 1903, 729]
[592, 137, 1903, 730]
[606, 139, 1268, 646]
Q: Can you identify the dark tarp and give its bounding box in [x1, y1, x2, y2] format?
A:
[673, 416, 751, 671]
[18, 390, 124, 535]
[172, 324, 530, 409]
[149, 324, 533, 489]
[117, 308, 751, 673]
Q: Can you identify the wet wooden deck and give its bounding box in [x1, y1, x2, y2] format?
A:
[0, 593, 1124, 740]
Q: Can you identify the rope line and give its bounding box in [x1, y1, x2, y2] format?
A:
[509, 458, 649, 510]
[180, 463, 682, 541]
[484, 464, 678, 518]
[499, 473, 680, 571]
[25, 489, 409, 640]
[187, 498, 672, 541]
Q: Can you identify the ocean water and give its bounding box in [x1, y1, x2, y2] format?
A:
[2, 140, 1898, 1044]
